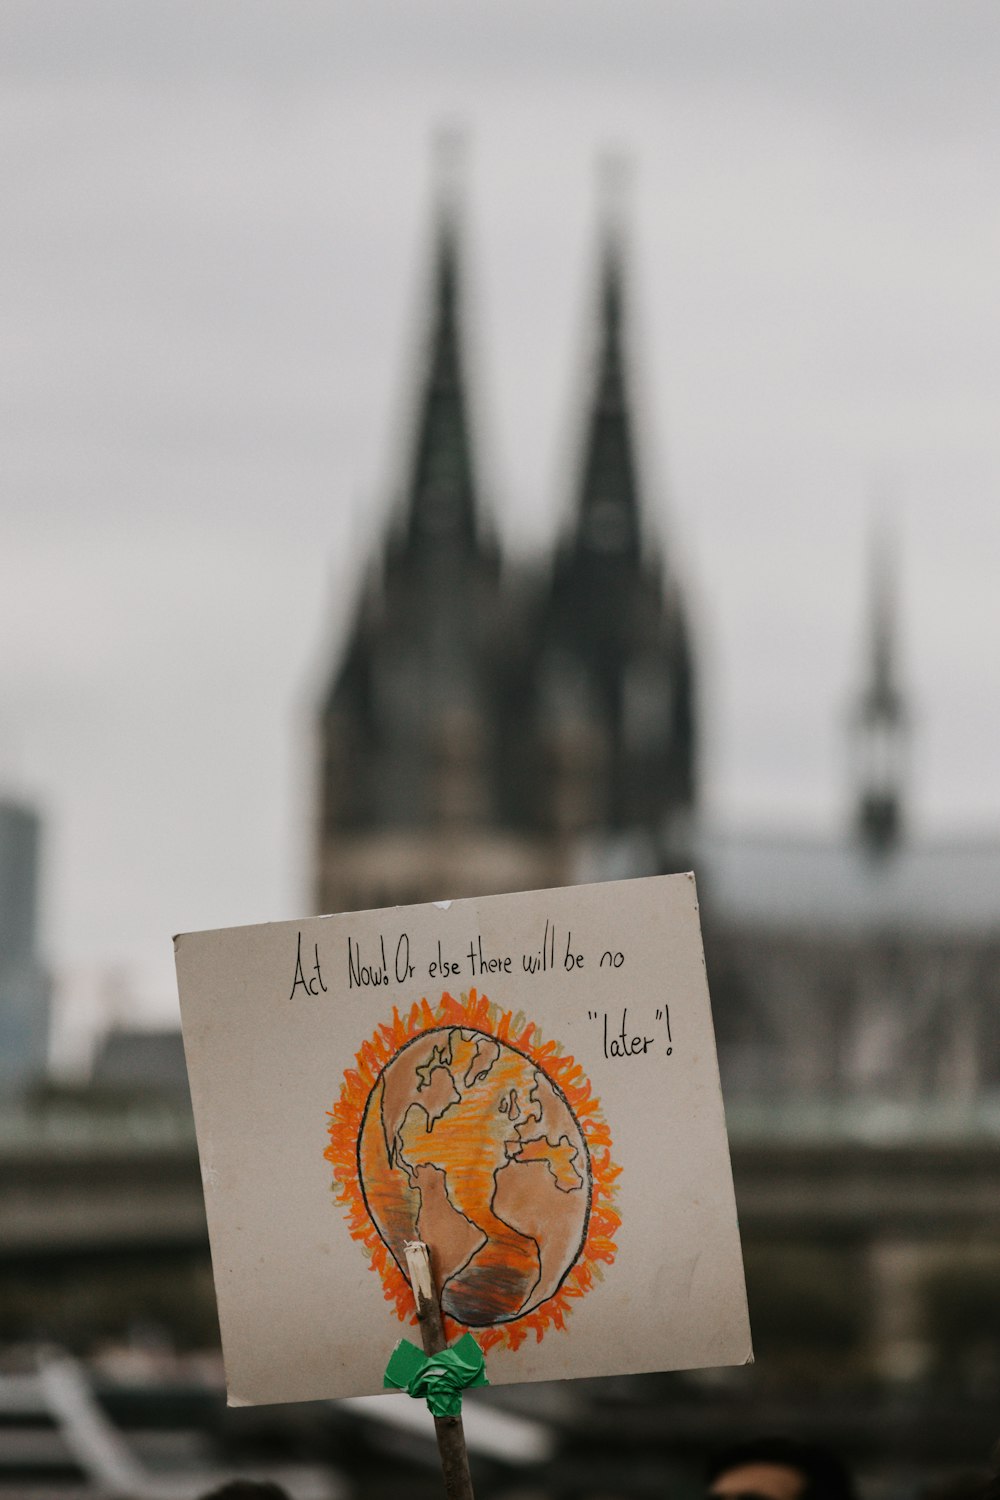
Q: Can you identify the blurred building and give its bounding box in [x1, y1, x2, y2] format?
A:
[90, 1025, 191, 1099]
[316, 166, 696, 917]
[0, 796, 50, 1094]
[703, 543, 1000, 1109]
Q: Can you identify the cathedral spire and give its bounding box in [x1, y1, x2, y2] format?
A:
[570, 154, 643, 567]
[852, 529, 909, 856]
[539, 157, 697, 841]
[316, 135, 505, 907]
[397, 130, 483, 562]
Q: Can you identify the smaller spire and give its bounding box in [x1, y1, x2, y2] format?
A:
[852, 527, 909, 857]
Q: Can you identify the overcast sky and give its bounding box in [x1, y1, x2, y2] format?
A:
[2, 1, 999, 1029]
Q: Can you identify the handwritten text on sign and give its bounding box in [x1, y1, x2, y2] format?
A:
[288, 921, 673, 1062]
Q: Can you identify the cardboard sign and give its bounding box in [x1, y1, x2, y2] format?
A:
[174, 874, 751, 1405]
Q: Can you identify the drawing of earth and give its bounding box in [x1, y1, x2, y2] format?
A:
[357, 1026, 592, 1326]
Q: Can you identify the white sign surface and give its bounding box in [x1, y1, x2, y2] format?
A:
[174, 874, 751, 1405]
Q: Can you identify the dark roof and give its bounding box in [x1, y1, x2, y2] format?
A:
[91, 1028, 191, 1094]
[694, 829, 1000, 936]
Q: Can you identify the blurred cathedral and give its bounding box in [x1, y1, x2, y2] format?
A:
[314, 152, 1000, 1113]
[316, 160, 695, 917]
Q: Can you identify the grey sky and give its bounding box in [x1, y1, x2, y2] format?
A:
[2, 1, 999, 1021]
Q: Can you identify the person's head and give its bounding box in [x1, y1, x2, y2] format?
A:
[706, 1438, 856, 1500]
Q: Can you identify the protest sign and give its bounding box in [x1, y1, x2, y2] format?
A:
[174, 874, 751, 1406]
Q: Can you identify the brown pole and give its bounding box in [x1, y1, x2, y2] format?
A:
[403, 1241, 477, 1500]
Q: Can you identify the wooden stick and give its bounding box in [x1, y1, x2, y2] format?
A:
[403, 1240, 477, 1500]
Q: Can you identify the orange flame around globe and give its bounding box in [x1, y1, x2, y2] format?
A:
[325, 988, 621, 1353]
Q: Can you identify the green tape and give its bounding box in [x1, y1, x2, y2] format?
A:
[384, 1332, 488, 1418]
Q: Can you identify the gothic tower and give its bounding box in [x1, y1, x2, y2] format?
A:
[851, 532, 908, 856]
[315, 154, 560, 914]
[535, 178, 697, 858]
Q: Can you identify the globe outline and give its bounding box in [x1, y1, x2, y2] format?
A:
[355, 1024, 594, 1328]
